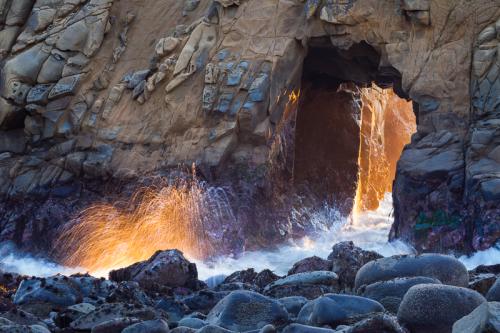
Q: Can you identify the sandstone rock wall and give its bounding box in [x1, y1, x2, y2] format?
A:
[0, 0, 498, 252]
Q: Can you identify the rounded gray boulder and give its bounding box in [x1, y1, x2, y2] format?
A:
[360, 276, 441, 313]
[397, 284, 487, 333]
[354, 254, 468, 290]
[486, 278, 500, 301]
[122, 319, 171, 333]
[206, 290, 289, 331]
[297, 294, 384, 327]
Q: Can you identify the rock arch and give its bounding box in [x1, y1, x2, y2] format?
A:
[0, 0, 498, 253]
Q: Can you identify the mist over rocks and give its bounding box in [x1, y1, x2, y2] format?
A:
[0, 246, 497, 333]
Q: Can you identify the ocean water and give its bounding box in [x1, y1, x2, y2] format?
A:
[1, 194, 499, 280]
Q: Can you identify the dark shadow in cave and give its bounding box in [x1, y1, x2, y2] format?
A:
[293, 39, 412, 215]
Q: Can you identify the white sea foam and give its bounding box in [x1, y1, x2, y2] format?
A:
[194, 194, 415, 280]
[0, 242, 81, 277]
[1, 194, 499, 280]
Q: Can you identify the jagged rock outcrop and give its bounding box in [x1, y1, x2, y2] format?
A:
[0, 0, 498, 253]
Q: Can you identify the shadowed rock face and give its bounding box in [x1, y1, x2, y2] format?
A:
[0, 0, 498, 253]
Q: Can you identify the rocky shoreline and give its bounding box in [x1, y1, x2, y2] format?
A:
[0, 241, 498, 333]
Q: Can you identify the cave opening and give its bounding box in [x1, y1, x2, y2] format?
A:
[293, 40, 416, 217]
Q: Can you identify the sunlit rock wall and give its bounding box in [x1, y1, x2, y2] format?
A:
[0, 0, 498, 253]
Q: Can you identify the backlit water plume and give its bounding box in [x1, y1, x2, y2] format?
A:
[56, 172, 236, 276]
[353, 87, 416, 221]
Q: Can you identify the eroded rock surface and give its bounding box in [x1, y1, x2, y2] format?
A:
[0, 0, 498, 255]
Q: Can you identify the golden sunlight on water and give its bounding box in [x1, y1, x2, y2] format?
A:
[353, 86, 416, 222]
[57, 172, 233, 275]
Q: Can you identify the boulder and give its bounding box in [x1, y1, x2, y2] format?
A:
[70, 302, 167, 331]
[223, 268, 280, 289]
[297, 294, 384, 327]
[122, 319, 171, 333]
[343, 313, 408, 333]
[486, 278, 500, 301]
[264, 271, 338, 299]
[182, 290, 228, 314]
[110, 250, 199, 290]
[178, 317, 207, 329]
[360, 276, 442, 313]
[282, 323, 336, 333]
[206, 290, 289, 331]
[14, 275, 114, 308]
[197, 325, 235, 333]
[354, 254, 469, 290]
[288, 256, 332, 275]
[0, 324, 51, 333]
[0, 309, 46, 327]
[91, 317, 140, 333]
[469, 273, 497, 295]
[156, 298, 190, 322]
[278, 296, 308, 318]
[328, 242, 382, 290]
[452, 302, 500, 333]
[397, 284, 487, 333]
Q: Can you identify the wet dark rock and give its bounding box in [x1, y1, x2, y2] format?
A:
[206, 290, 289, 331]
[155, 298, 190, 322]
[328, 242, 382, 291]
[182, 290, 228, 314]
[287, 256, 332, 275]
[264, 271, 339, 299]
[344, 312, 408, 333]
[264, 284, 337, 300]
[54, 303, 96, 328]
[469, 273, 497, 296]
[122, 319, 171, 333]
[70, 302, 167, 331]
[110, 250, 200, 291]
[277, 296, 308, 319]
[486, 278, 500, 301]
[282, 323, 336, 333]
[397, 284, 487, 333]
[215, 282, 258, 292]
[13, 275, 115, 309]
[197, 325, 234, 333]
[253, 270, 280, 289]
[91, 317, 140, 333]
[354, 254, 469, 290]
[0, 308, 47, 327]
[471, 264, 500, 275]
[297, 294, 384, 327]
[359, 276, 441, 313]
[105, 281, 153, 306]
[171, 327, 197, 333]
[452, 302, 500, 333]
[178, 317, 207, 329]
[222, 269, 280, 289]
[0, 323, 51, 332]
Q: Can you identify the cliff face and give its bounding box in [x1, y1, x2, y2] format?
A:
[0, 0, 498, 253]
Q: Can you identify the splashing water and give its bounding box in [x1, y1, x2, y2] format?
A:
[1, 193, 499, 279]
[55, 175, 236, 276]
[195, 193, 415, 279]
[0, 242, 81, 277]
